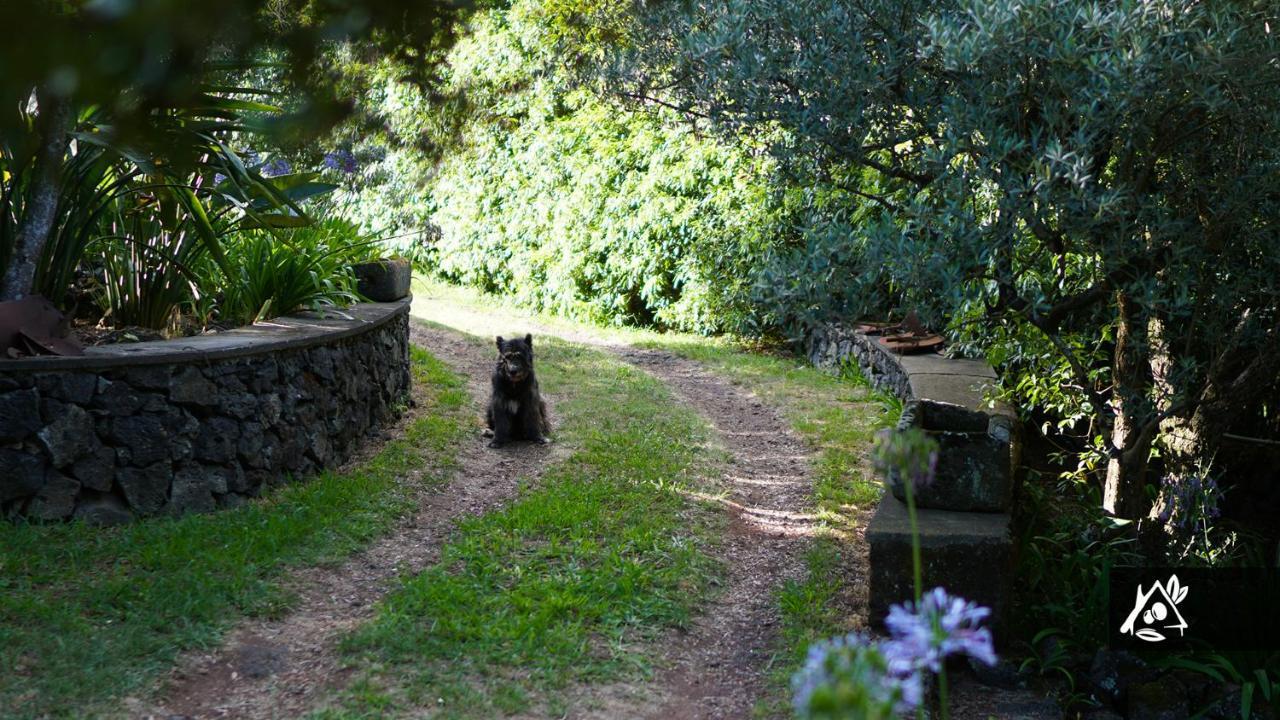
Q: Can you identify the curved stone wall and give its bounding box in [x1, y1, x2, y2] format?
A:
[0, 300, 411, 524]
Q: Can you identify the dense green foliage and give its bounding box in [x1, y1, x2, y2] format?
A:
[212, 218, 365, 326]
[332, 5, 821, 335]
[605, 0, 1280, 519]
[428, 99, 784, 333]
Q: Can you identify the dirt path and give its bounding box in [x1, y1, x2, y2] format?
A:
[415, 288, 828, 718]
[132, 323, 564, 719]
[611, 348, 819, 720]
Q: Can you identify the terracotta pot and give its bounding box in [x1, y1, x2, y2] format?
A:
[352, 258, 411, 302]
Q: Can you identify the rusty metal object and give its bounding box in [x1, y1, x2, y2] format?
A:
[0, 295, 84, 358]
[878, 334, 945, 354]
[855, 321, 894, 336]
[876, 310, 945, 355]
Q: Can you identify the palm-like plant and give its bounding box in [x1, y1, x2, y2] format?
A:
[0, 87, 342, 330]
[215, 219, 365, 326]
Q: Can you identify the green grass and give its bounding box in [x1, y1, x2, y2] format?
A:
[313, 334, 723, 719]
[412, 276, 902, 717]
[414, 276, 897, 526]
[0, 346, 469, 719]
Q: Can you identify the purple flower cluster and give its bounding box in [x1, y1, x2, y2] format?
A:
[1156, 472, 1222, 531]
[885, 588, 998, 673]
[792, 633, 906, 718]
[793, 589, 996, 718]
[324, 148, 359, 175]
[261, 158, 293, 177]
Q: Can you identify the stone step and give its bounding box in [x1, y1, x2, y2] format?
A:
[867, 495, 1013, 640]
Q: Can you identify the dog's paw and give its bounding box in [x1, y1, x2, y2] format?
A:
[488, 440, 504, 449]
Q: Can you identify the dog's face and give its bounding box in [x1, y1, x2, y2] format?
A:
[496, 334, 534, 382]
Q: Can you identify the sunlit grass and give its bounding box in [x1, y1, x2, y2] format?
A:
[0, 347, 469, 719]
[412, 275, 898, 531]
[411, 276, 901, 718]
[313, 334, 723, 719]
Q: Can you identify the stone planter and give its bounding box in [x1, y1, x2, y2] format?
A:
[352, 258, 412, 302]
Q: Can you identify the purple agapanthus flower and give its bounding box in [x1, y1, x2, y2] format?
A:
[1157, 472, 1222, 531]
[324, 148, 358, 175]
[885, 587, 998, 672]
[792, 633, 913, 717]
[794, 589, 995, 718]
[262, 157, 292, 177]
[872, 427, 940, 493]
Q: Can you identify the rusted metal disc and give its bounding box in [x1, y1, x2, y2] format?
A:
[855, 321, 894, 336]
[877, 333, 945, 355]
[0, 295, 84, 357]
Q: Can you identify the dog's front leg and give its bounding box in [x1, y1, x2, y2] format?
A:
[489, 403, 512, 448]
[520, 404, 549, 444]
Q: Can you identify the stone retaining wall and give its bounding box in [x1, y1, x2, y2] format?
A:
[807, 323, 1017, 634]
[808, 324, 910, 399]
[0, 300, 411, 524]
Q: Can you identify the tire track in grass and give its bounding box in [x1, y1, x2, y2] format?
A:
[309, 335, 726, 719]
[140, 324, 565, 719]
[602, 347, 818, 720]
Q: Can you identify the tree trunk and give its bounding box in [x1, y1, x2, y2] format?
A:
[1105, 290, 1156, 518]
[0, 88, 72, 301]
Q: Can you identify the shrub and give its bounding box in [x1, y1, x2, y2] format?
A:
[616, 0, 1280, 519]
[92, 196, 217, 332]
[212, 219, 363, 325]
[326, 3, 808, 336]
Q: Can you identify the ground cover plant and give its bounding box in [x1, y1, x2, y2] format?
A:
[0, 346, 467, 719]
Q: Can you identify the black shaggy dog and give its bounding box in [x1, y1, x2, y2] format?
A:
[484, 334, 550, 448]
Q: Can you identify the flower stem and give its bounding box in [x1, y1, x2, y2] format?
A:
[902, 474, 923, 602]
[938, 666, 950, 720]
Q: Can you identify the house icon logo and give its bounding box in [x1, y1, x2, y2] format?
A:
[1120, 574, 1189, 643]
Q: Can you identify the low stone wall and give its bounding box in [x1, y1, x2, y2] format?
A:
[808, 324, 910, 399]
[0, 300, 411, 524]
[807, 323, 1018, 633]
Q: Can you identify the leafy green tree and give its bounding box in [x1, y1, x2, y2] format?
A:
[616, 0, 1280, 518]
[331, 1, 804, 334]
[0, 0, 469, 301]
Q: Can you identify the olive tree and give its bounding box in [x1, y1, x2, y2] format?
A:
[615, 0, 1280, 518]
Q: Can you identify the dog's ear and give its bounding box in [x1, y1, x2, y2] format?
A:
[496, 336, 504, 351]
[525, 333, 533, 347]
